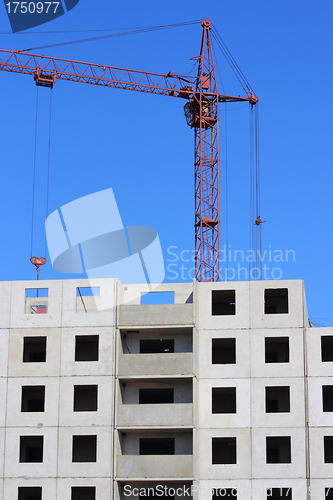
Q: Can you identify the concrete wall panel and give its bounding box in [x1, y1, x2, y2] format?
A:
[10, 280, 63, 329]
[3, 478, 56, 500]
[117, 455, 193, 479]
[249, 280, 305, 329]
[197, 480, 251, 500]
[196, 282, 250, 331]
[118, 403, 193, 428]
[59, 376, 113, 427]
[60, 326, 114, 376]
[0, 282, 11, 329]
[57, 478, 111, 500]
[119, 305, 193, 328]
[308, 376, 333, 426]
[4, 426, 57, 477]
[198, 379, 251, 429]
[57, 426, 112, 478]
[251, 377, 305, 428]
[118, 353, 193, 377]
[307, 327, 333, 377]
[62, 279, 115, 327]
[196, 329, 250, 380]
[251, 479, 306, 500]
[197, 428, 251, 480]
[8, 328, 61, 377]
[6, 376, 59, 427]
[250, 328, 304, 378]
[309, 427, 333, 478]
[251, 428, 306, 479]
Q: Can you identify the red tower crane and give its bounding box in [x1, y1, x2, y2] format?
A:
[0, 18, 258, 282]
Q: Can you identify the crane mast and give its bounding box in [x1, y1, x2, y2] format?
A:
[194, 19, 219, 282]
[0, 19, 258, 281]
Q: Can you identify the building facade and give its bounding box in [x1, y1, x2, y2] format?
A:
[0, 278, 332, 500]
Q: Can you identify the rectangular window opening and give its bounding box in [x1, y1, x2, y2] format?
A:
[321, 336, 333, 362]
[21, 386, 45, 412]
[139, 438, 175, 455]
[266, 436, 291, 463]
[265, 337, 289, 363]
[212, 387, 236, 414]
[18, 487, 42, 500]
[212, 338, 236, 364]
[266, 488, 292, 499]
[72, 435, 97, 462]
[266, 387, 290, 413]
[19, 436, 44, 463]
[139, 388, 174, 404]
[265, 288, 289, 314]
[212, 290, 235, 316]
[75, 335, 99, 362]
[25, 288, 48, 298]
[140, 339, 174, 354]
[212, 489, 237, 500]
[74, 385, 98, 412]
[76, 287, 100, 297]
[325, 488, 333, 500]
[140, 291, 175, 305]
[23, 337, 47, 363]
[324, 436, 333, 463]
[76, 287, 100, 313]
[323, 386, 333, 412]
[212, 437, 237, 464]
[71, 486, 96, 500]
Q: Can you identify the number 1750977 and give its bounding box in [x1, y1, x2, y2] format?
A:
[5, 2, 60, 14]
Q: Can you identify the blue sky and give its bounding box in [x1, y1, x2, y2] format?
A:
[0, 0, 332, 325]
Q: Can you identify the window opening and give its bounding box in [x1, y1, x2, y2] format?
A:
[139, 388, 174, 404]
[139, 438, 175, 455]
[266, 437, 291, 463]
[266, 387, 290, 413]
[74, 385, 98, 412]
[140, 339, 174, 354]
[265, 289, 288, 314]
[322, 336, 333, 362]
[21, 386, 45, 412]
[23, 337, 46, 363]
[212, 387, 236, 414]
[212, 437, 236, 464]
[265, 337, 289, 363]
[212, 338, 236, 364]
[72, 435, 97, 462]
[75, 336, 99, 361]
[20, 436, 43, 463]
[18, 487, 42, 500]
[71, 487, 96, 500]
[212, 290, 235, 315]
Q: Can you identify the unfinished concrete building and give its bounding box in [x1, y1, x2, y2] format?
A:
[0, 278, 332, 500]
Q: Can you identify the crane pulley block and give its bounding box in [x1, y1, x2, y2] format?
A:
[34, 68, 56, 89]
[178, 85, 194, 99]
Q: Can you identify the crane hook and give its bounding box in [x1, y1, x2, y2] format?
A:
[254, 216, 265, 226]
[30, 256, 47, 280]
